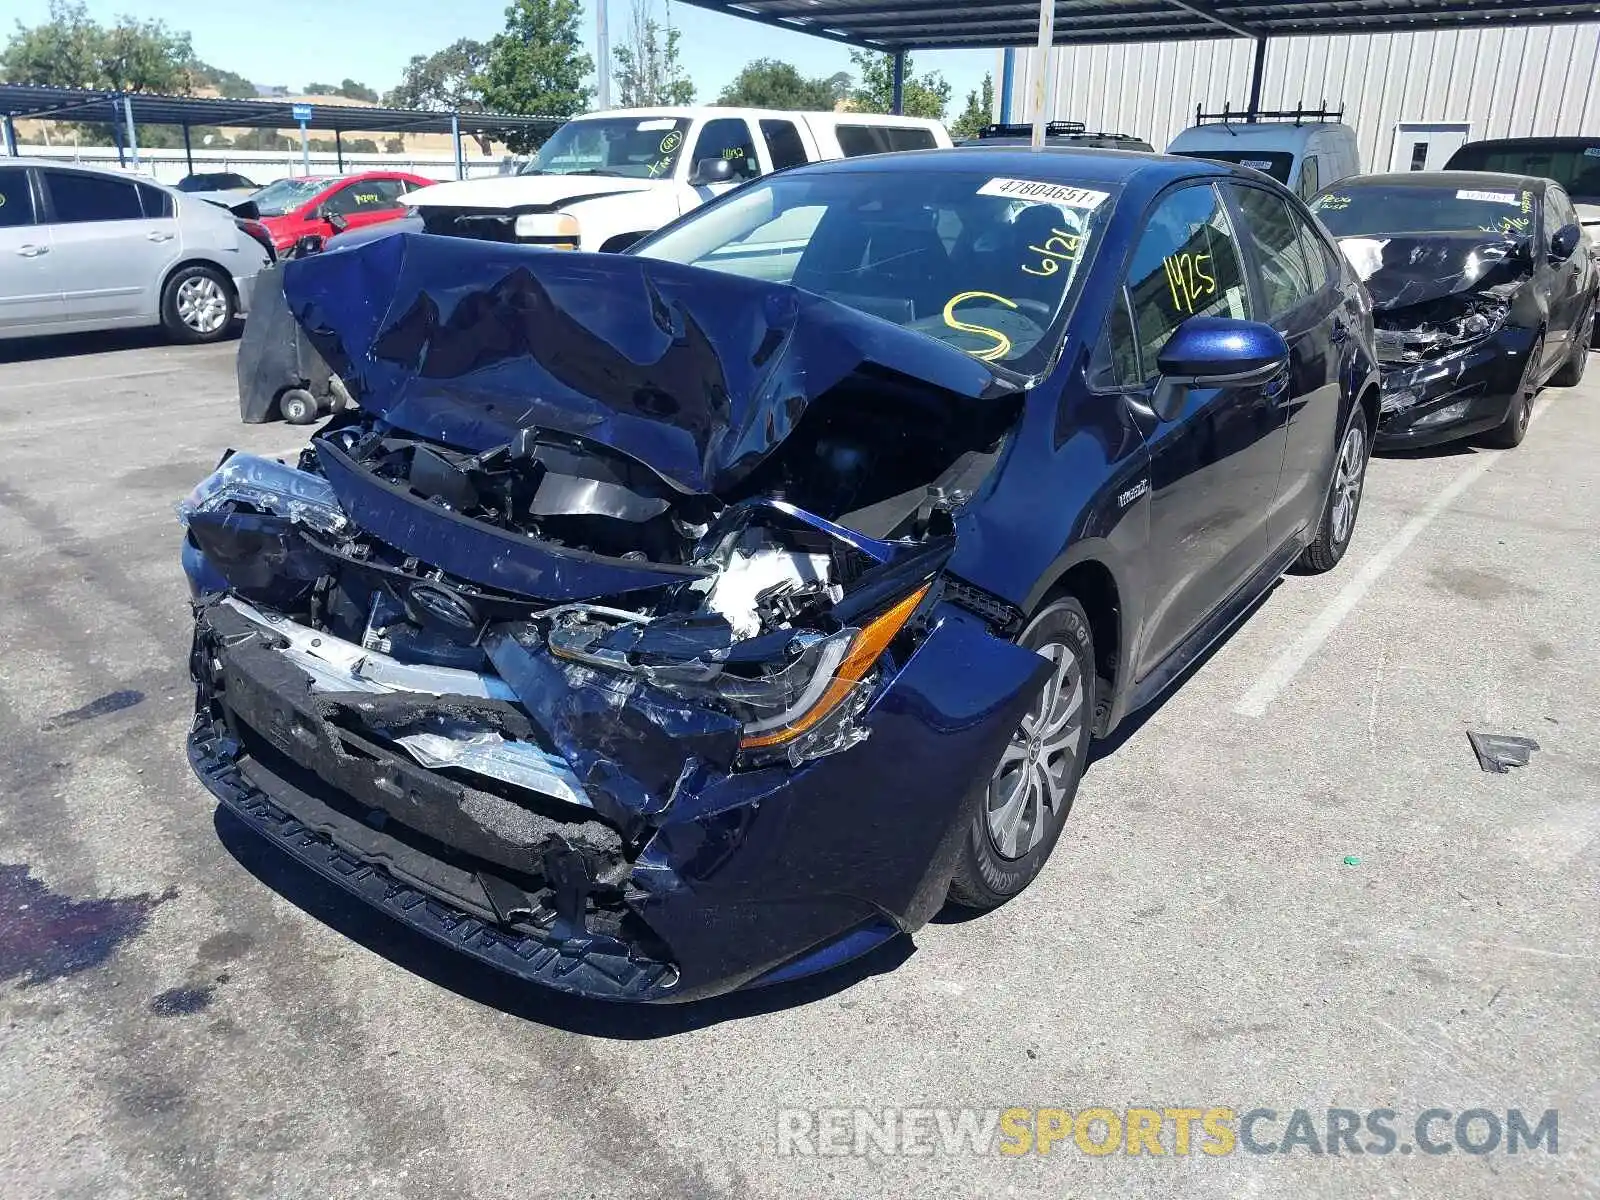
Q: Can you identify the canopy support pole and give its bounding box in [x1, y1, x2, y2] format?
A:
[123, 94, 140, 168]
[335, 128, 344, 172]
[451, 112, 464, 180]
[999, 47, 1015, 124]
[1029, 0, 1057, 148]
[891, 50, 905, 115]
[1247, 37, 1268, 118]
[182, 122, 193, 174]
[3, 115, 17, 157]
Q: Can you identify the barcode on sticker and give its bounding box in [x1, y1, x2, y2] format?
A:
[1456, 189, 1518, 204]
[978, 178, 1110, 209]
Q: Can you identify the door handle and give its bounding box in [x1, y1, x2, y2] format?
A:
[16, 244, 49, 257]
[146, 230, 175, 242]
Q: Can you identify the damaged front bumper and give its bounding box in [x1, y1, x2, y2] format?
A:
[1374, 325, 1537, 451]
[182, 457, 1046, 1003]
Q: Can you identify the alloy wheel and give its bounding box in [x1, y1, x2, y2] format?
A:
[985, 642, 1086, 860]
[176, 276, 228, 334]
[1331, 420, 1367, 547]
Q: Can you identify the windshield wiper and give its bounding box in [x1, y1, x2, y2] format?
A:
[564, 168, 628, 177]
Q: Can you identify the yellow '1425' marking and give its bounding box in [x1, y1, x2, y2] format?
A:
[1163, 252, 1216, 315]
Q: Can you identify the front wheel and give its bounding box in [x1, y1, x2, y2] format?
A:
[1480, 336, 1542, 449]
[161, 265, 235, 344]
[947, 596, 1095, 910]
[1297, 406, 1370, 574]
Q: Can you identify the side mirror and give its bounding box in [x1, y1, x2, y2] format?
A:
[1151, 317, 1289, 421]
[229, 199, 260, 220]
[1550, 221, 1582, 262]
[319, 206, 349, 232]
[291, 233, 325, 258]
[687, 157, 736, 186]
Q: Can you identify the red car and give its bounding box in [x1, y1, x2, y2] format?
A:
[245, 170, 434, 253]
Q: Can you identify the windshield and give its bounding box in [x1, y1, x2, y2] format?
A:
[1312, 184, 1536, 238]
[1173, 149, 1293, 183]
[1445, 142, 1600, 201]
[522, 116, 692, 179]
[251, 177, 329, 216]
[633, 170, 1118, 378]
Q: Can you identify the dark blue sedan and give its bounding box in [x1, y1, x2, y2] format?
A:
[181, 148, 1380, 1001]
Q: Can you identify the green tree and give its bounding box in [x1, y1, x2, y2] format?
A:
[338, 78, 379, 102]
[2, 0, 192, 92]
[303, 81, 337, 94]
[716, 58, 835, 110]
[949, 72, 994, 140]
[613, 0, 693, 107]
[232, 128, 293, 151]
[479, 0, 593, 150]
[384, 38, 488, 110]
[190, 60, 255, 98]
[847, 49, 950, 120]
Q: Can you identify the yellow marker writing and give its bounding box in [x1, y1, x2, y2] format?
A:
[943, 291, 1017, 362]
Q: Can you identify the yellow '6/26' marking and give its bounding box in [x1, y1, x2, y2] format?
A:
[1163, 252, 1216, 315]
[1023, 228, 1081, 277]
[944, 291, 1016, 362]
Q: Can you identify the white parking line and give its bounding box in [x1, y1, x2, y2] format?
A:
[0, 367, 181, 392]
[1234, 399, 1550, 718]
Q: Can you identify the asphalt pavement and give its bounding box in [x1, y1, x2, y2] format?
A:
[1, 327, 1595, 1200]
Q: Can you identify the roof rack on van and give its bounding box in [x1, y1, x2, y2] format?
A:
[1194, 102, 1345, 126]
[977, 121, 1087, 138]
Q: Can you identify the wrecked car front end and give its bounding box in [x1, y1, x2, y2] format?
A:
[1336, 233, 1539, 450]
[182, 234, 1048, 1001]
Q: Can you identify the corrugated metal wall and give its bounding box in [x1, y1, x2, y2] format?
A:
[1006, 23, 1600, 170]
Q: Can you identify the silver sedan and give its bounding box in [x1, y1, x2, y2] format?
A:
[0, 158, 272, 343]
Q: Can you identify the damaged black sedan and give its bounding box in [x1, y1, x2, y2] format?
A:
[183, 149, 1378, 1002]
[1312, 171, 1596, 450]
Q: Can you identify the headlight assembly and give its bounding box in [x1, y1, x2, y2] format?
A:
[513, 212, 581, 248]
[548, 584, 931, 767]
[177, 452, 347, 534]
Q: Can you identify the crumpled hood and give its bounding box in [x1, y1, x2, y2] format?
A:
[402, 174, 667, 211]
[1339, 232, 1529, 310]
[279, 231, 1000, 496]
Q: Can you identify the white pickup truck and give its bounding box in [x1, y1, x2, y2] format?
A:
[401, 106, 952, 253]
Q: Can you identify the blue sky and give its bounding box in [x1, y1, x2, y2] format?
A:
[12, 0, 999, 118]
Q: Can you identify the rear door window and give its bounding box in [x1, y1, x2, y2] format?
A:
[834, 124, 936, 157]
[41, 170, 143, 223]
[0, 168, 36, 227]
[327, 179, 408, 214]
[1297, 155, 1320, 201]
[1228, 184, 1316, 319]
[691, 118, 760, 180]
[759, 119, 809, 171]
[1118, 184, 1252, 383]
[137, 182, 174, 218]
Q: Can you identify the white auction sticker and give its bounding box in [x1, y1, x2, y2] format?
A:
[978, 178, 1110, 209]
[1241, 159, 1274, 170]
[1456, 189, 1519, 204]
[636, 118, 677, 131]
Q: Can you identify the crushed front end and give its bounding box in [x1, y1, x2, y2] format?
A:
[1342, 233, 1540, 449]
[182, 235, 1047, 1002]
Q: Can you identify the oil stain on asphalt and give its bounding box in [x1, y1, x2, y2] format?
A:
[0, 863, 173, 986]
[149, 985, 216, 1017]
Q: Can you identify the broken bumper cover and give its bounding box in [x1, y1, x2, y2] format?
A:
[1374, 326, 1535, 450]
[187, 595, 1047, 1003]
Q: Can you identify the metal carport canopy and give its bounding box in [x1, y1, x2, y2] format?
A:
[674, 0, 1598, 135]
[0, 84, 563, 178]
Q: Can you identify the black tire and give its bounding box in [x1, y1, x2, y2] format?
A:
[1297, 404, 1371, 574]
[278, 388, 320, 425]
[947, 596, 1096, 910]
[1550, 303, 1593, 387]
[1480, 336, 1542, 449]
[160, 264, 236, 344]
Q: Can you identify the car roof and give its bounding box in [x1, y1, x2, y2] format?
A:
[571, 105, 944, 128]
[1453, 136, 1600, 150]
[1342, 170, 1547, 191]
[797, 144, 1236, 188]
[1167, 122, 1352, 150]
